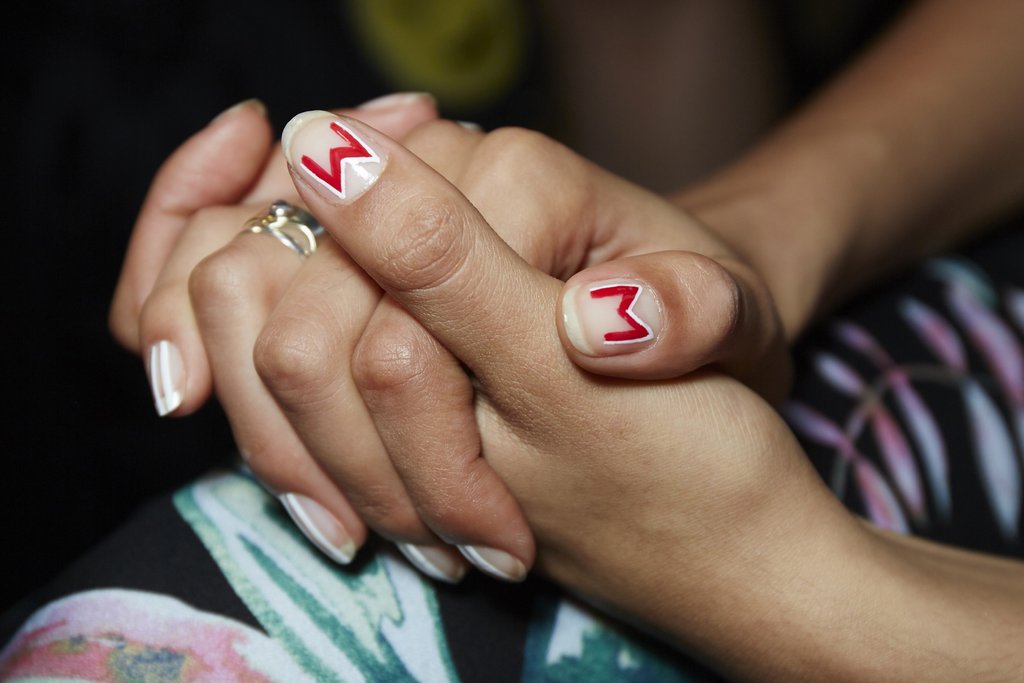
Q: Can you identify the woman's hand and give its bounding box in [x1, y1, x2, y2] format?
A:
[233, 113, 789, 578]
[109, 101, 790, 582]
[281, 111, 1024, 682]
[109, 93, 441, 414]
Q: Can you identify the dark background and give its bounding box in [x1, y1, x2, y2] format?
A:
[2, 0, 898, 616]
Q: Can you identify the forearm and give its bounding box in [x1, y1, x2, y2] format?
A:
[676, 0, 1024, 340]
[553, 454, 1024, 682]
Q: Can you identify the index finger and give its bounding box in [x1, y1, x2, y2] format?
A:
[110, 100, 274, 350]
[281, 111, 565, 384]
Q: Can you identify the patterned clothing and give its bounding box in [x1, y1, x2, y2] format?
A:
[2, 224, 1021, 682]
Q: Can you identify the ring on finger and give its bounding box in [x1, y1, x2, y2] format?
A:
[245, 200, 324, 258]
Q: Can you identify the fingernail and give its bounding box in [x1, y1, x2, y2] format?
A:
[397, 543, 468, 584]
[457, 545, 527, 582]
[147, 340, 184, 416]
[456, 121, 482, 132]
[210, 98, 267, 124]
[282, 111, 386, 203]
[358, 92, 436, 111]
[562, 280, 661, 356]
[279, 493, 356, 565]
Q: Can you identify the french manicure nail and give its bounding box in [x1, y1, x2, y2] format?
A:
[210, 98, 267, 124]
[358, 92, 436, 111]
[147, 340, 184, 416]
[282, 111, 386, 203]
[397, 543, 467, 584]
[562, 280, 661, 356]
[279, 493, 356, 565]
[457, 545, 527, 582]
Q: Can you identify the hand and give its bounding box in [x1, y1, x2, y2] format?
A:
[248, 113, 789, 576]
[281, 112, 1024, 682]
[276, 110, 877, 670]
[231, 108, 792, 582]
[110, 101, 790, 582]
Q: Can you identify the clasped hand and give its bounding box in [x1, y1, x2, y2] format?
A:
[109, 95, 801, 589]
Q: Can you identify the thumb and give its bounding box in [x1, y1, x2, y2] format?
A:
[558, 251, 792, 402]
[281, 111, 564, 382]
[281, 111, 563, 577]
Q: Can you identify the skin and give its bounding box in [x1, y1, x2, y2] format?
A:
[278, 113, 1024, 682]
[108, 0, 1024, 678]
[111, 101, 789, 577]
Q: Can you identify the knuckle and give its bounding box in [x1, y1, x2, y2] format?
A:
[479, 127, 584, 187]
[351, 322, 434, 396]
[468, 128, 590, 266]
[402, 119, 468, 156]
[375, 194, 473, 294]
[253, 315, 336, 397]
[188, 247, 254, 313]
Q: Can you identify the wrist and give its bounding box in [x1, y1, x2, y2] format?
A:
[671, 126, 881, 342]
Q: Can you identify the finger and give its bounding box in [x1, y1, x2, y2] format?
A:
[111, 99, 273, 350]
[129, 96, 443, 415]
[281, 111, 563, 383]
[190, 231, 367, 563]
[137, 205, 267, 415]
[252, 244, 458, 555]
[558, 251, 792, 402]
[353, 297, 531, 581]
[243, 93, 441, 206]
[282, 111, 563, 579]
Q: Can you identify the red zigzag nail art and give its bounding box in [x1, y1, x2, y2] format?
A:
[300, 122, 378, 199]
[590, 284, 653, 343]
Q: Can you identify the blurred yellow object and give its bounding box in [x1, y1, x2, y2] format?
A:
[348, 0, 526, 111]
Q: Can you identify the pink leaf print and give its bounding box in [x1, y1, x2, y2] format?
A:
[899, 298, 967, 371]
[782, 401, 849, 452]
[854, 458, 911, 534]
[963, 380, 1022, 541]
[0, 589, 303, 681]
[833, 321, 893, 367]
[890, 371, 951, 519]
[947, 279, 1024, 405]
[814, 352, 866, 396]
[870, 407, 927, 525]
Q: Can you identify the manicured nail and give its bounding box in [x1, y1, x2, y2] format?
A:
[147, 340, 184, 416]
[562, 280, 661, 356]
[397, 543, 468, 584]
[457, 545, 527, 582]
[358, 92, 436, 111]
[210, 98, 267, 124]
[282, 111, 386, 203]
[279, 493, 356, 565]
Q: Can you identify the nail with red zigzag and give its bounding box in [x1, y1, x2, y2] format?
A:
[282, 111, 386, 202]
[562, 280, 661, 356]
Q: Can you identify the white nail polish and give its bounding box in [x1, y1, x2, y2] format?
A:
[457, 545, 527, 582]
[282, 111, 386, 203]
[147, 340, 184, 416]
[397, 543, 467, 584]
[279, 493, 356, 565]
[357, 92, 436, 111]
[561, 281, 660, 356]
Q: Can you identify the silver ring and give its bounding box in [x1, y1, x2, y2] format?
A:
[245, 200, 324, 258]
